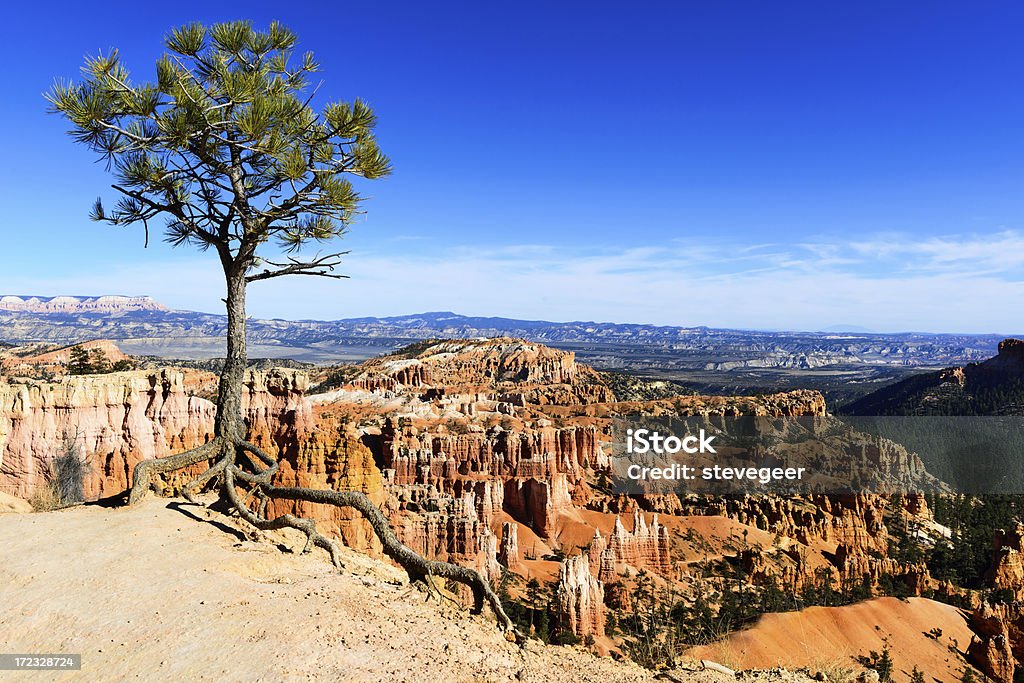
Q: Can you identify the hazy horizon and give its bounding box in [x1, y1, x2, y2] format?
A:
[1, 292, 1019, 338]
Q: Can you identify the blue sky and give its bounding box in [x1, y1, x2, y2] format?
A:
[2, 1, 1024, 332]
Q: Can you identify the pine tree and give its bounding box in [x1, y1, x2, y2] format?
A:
[875, 645, 894, 682]
[68, 346, 92, 375]
[88, 348, 111, 374]
[47, 20, 518, 637]
[526, 578, 544, 634]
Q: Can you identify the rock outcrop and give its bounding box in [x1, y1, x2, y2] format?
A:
[353, 338, 615, 406]
[589, 510, 671, 579]
[381, 418, 604, 538]
[555, 554, 605, 638]
[630, 390, 828, 419]
[967, 524, 1024, 682]
[680, 493, 890, 554]
[499, 521, 520, 571]
[986, 523, 1024, 600]
[834, 543, 931, 596]
[969, 602, 1020, 683]
[969, 633, 1015, 683]
[0, 370, 216, 499]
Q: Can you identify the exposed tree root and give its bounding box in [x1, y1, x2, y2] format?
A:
[128, 437, 523, 641]
[182, 456, 228, 504]
[128, 439, 223, 506]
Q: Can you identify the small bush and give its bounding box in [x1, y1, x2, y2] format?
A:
[31, 437, 90, 510]
[54, 440, 87, 504]
[29, 482, 63, 512]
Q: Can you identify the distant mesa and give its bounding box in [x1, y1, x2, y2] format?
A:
[840, 337, 1024, 416]
[0, 295, 168, 314]
[993, 337, 1024, 365]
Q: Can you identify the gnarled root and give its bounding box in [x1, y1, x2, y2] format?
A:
[257, 479, 518, 633]
[125, 437, 523, 641]
[224, 466, 346, 568]
[128, 439, 224, 506]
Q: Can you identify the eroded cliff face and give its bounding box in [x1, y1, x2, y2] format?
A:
[969, 601, 1021, 683]
[610, 390, 828, 419]
[969, 524, 1024, 683]
[589, 510, 671, 581]
[353, 338, 615, 406]
[265, 425, 386, 553]
[499, 521, 520, 571]
[380, 418, 605, 527]
[0, 370, 216, 499]
[833, 543, 931, 596]
[0, 368, 326, 500]
[682, 493, 891, 553]
[987, 524, 1024, 600]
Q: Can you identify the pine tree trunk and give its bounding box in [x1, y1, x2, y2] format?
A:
[215, 266, 248, 442]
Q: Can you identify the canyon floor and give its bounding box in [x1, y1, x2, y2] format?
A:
[0, 498, 813, 683]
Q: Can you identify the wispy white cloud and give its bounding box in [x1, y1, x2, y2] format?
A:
[6, 231, 1024, 333]
[848, 230, 1024, 272]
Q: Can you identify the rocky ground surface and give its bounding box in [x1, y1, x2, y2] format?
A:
[0, 498, 814, 683]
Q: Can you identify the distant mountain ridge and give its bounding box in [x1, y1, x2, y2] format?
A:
[0, 295, 167, 314]
[0, 298, 1006, 369]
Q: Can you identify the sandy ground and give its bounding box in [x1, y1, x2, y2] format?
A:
[0, 491, 32, 513]
[0, 498, 816, 683]
[687, 596, 983, 682]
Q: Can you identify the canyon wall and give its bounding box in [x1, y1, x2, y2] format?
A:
[0, 337, 956, 657]
[0, 370, 215, 499]
[1, 368, 315, 499]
